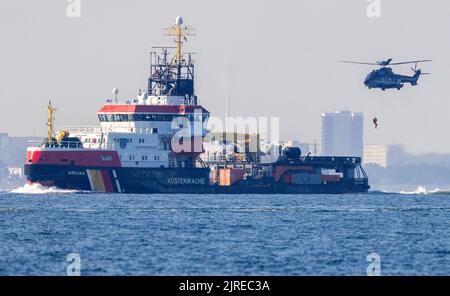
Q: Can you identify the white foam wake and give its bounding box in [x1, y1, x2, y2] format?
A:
[399, 186, 441, 195]
[10, 183, 78, 194]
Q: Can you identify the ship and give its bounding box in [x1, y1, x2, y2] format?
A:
[24, 17, 370, 194]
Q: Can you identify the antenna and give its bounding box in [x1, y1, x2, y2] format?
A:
[163, 16, 196, 65]
[112, 88, 119, 104]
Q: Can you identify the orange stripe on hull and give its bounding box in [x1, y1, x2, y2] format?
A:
[87, 170, 106, 192]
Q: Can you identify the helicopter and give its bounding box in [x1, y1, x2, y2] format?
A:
[339, 59, 432, 91]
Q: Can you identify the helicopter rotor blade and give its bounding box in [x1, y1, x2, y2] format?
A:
[337, 60, 379, 66]
[388, 59, 433, 66]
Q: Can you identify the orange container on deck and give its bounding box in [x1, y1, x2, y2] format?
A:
[218, 168, 244, 186]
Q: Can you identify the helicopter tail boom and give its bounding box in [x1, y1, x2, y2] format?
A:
[411, 70, 421, 85]
[398, 70, 421, 86]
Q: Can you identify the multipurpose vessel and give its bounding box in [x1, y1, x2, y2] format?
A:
[24, 17, 370, 194]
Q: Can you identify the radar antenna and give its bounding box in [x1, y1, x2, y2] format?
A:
[163, 16, 196, 65]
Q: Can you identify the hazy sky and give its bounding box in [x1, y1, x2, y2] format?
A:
[0, 0, 448, 153]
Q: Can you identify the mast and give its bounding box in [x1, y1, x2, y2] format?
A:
[46, 101, 57, 144]
[148, 17, 197, 101]
[163, 16, 195, 67]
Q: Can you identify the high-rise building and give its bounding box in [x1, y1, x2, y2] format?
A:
[364, 145, 387, 167]
[0, 133, 9, 150]
[321, 110, 363, 157]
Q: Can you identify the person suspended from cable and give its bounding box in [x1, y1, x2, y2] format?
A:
[372, 117, 378, 129]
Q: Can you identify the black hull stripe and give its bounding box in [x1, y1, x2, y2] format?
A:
[24, 164, 370, 194]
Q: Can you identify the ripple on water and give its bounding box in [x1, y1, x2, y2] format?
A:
[0, 191, 449, 275]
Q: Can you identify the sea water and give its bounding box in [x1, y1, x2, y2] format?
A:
[0, 184, 449, 275]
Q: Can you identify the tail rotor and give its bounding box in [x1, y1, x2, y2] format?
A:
[411, 62, 430, 75]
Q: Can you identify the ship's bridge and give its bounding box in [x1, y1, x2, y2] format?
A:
[97, 103, 210, 136]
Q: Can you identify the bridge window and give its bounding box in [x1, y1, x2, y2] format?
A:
[100, 155, 112, 161]
[97, 113, 209, 122]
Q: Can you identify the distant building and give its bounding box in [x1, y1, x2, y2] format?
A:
[321, 110, 363, 157]
[8, 167, 23, 177]
[364, 145, 387, 167]
[0, 133, 42, 167]
[0, 133, 9, 150]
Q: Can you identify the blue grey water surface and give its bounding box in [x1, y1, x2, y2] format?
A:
[0, 187, 449, 275]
